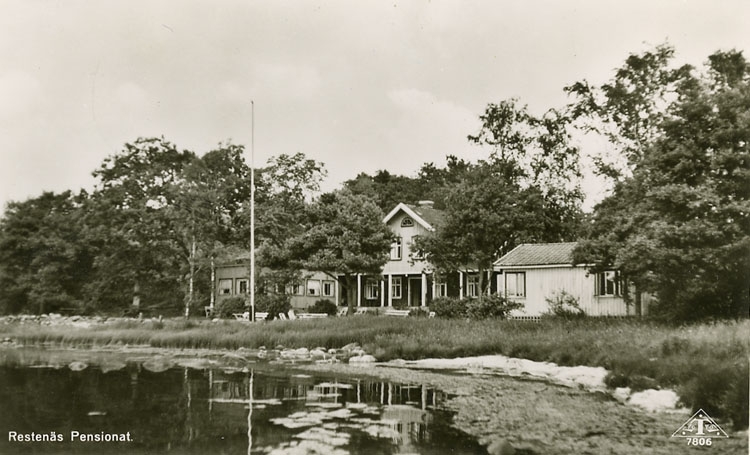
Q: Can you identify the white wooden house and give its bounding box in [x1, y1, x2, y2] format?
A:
[494, 242, 648, 316]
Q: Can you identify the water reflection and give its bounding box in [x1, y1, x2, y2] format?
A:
[0, 357, 486, 454]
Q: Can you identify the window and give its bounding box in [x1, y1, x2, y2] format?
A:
[236, 279, 249, 295]
[306, 279, 321, 296]
[505, 272, 526, 298]
[466, 275, 479, 297]
[286, 283, 304, 296]
[391, 277, 402, 299]
[323, 280, 336, 297]
[435, 279, 447, 297]
[596, 271, 621, 296]
[400, 217, 414, 228]
[218, 279, 233, 295]
[365, 279, 379, 300]
[390, 237, 402, 260]
[411, 235, 424, 260]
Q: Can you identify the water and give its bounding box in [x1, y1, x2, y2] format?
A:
[0, 352, 487, 454]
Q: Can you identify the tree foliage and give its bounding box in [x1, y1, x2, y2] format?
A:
[282, 190, 392, 313]
[573, 48, 750, 320]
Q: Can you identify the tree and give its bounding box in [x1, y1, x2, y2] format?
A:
[84, 137, 196, 314]
[282, 190, 392, 313]
[573, 49, 750, 320]
[416, 160, 550, 292]
[565, 43, 693, 180]
[416, 100, 583, 290]
[0, 191, 93, 314]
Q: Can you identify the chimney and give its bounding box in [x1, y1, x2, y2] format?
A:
[418, 200, 434, 208]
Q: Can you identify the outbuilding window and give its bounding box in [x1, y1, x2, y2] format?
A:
[505, 272, 526, 298]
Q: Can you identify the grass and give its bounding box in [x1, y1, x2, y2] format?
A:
[0, 316, 747, 429]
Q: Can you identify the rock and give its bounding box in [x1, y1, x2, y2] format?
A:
[349, 355, 376, 363]
[341, 343, 360, 351]
[310, 349, 327, 359]
[487, 439, 515, 455]
[327, 348, 337, 355]
[68, 361, 88, 371]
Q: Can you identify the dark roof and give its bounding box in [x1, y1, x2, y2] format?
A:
[406, 204, 446, 228]
[494, 242, 578, 267]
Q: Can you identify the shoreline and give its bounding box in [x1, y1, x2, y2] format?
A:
[0, 343, 747, 454]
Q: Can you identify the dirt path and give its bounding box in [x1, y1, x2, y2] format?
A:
[298, 363, 748, 455]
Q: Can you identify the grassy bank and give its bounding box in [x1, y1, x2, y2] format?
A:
[1, 316, 747, 429]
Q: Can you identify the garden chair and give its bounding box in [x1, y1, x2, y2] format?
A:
[278, 313, 288, 320]
[287, 309, 297, 320]
[336, 307, 349, 317]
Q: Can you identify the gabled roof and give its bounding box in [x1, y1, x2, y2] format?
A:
[494, 242, 578, 267]
[382, 202, 444, 231]
[406, 204, 446, 228]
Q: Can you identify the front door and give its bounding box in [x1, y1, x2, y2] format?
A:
[408, 277, 422, 307]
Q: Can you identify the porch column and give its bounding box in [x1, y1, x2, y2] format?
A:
[431, 273, 437, 300]
[380, 279, 385, 307]
[357, 274, 362, 307]
[421, 273, 427, 307]
[459, 271, 464, 299]
[487, 270, 492, 295]
[388, 274, 393, 307]
[335, 279, 340, 306]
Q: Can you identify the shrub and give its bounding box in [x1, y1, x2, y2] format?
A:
[309, 299, 337, 316]
[409, 307, 430, 317]
[544, 290, 585, 319]
[255, 294, 291, 320]
[216, 297, 246, 318]
[430, 297, 466, 318]
[465, 295, 523, 319]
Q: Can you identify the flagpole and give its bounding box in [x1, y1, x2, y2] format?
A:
[250, 100, 255, 322]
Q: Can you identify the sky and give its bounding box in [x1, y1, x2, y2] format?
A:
[1, 0, 748, 213]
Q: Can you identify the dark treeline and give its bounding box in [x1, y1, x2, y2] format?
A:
[0, 44, 747, 321]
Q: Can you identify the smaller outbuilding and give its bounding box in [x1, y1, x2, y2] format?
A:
[493, 242, 649, 317]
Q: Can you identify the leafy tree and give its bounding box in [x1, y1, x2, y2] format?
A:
[565, 43, 692, 180]
[0, 191, 93, 314]
[282, 190, 392, 313]
[573, 49, 750, 320]
[416, 100, 583, 291]
[84, 137, 195, 314]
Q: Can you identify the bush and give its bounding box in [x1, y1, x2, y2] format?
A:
[309, 299, 337, 316]
[409, 307, 430, 317]
[544, 290, 585, 319]
[216, 297, 246, 318]
[430, 297, 466, 318]
[255, 294, 291, 320]
[465, 295, 523, 319]
[431, 295, 522, 319]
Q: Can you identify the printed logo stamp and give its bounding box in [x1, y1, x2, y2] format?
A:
[671, 409, 728, 447]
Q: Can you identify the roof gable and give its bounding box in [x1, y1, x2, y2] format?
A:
[383, 203, 441, 231]
[494, 242, 578, 267]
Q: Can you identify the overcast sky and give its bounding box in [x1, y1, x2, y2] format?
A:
[1, 1, 748, 213]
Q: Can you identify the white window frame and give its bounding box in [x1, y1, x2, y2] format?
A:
[286, 283, 304, 296]
[365, 279, 379, 300]
[505, 272, 526, 298]
[411, 235, 424, 260]
[218, 279, 233, 295]
[596, 271, 621, 296]
[435, 279, 447, 298]
[236, 279, 249, 295]
[466, 274, 479, 297]
[391, 277, 402, 299]
[400, 217, 414, 228]
[322, 280, 335, 297]
[390, 237, 402, 260]
[306, 279, 321, 297]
